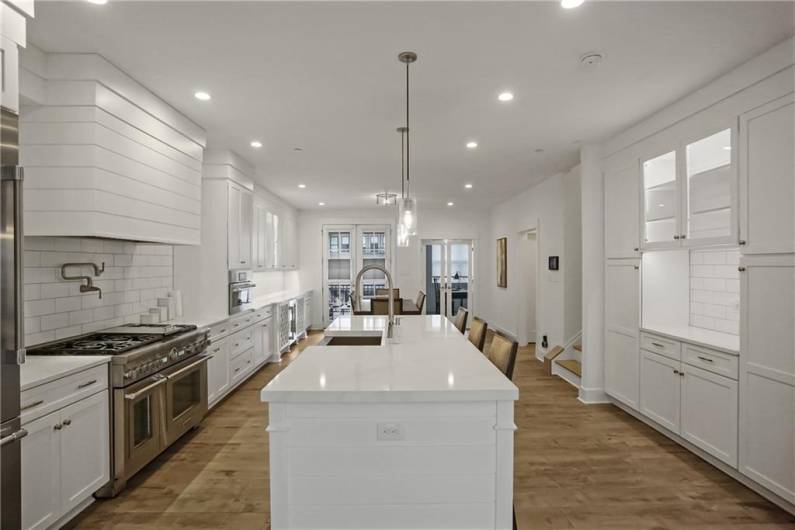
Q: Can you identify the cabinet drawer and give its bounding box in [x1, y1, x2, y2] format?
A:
[641, 332, 681, 360]
[229, 327, 254, 358]
[228, 314, 254, 333]
[683, 344, 738, 380]
[21, 364, 108, 424]
[207, 335, 230, 360]
[209, 320, 232, 340]
[253, 306, 273, 323]
[230, 348, 254, 386]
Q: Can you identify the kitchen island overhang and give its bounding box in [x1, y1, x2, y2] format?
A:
[261, 315, 519, 530]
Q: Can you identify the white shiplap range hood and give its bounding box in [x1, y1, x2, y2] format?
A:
[19, 50, 207, 245]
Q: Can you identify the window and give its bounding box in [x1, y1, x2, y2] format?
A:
[322, 225, 391, 324]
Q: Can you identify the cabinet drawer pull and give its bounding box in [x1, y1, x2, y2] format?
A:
[53, 423, 62, 431]
[673, 369, 679, 375]
[212, 346, 220, 353]
[21, 400, 44, 411]
[651, 342, 665, 348]
[62, 419, 72, 426]
[77, 379, 97, 389]
[219, 328, 227, 334]
[697, 356, 714, 363]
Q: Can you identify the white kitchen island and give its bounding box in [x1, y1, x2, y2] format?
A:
[260, 315, 519, 530]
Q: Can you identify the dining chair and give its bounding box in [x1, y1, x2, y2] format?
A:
[467, 317, 488, 352]
[375, 287, 400, 298]
[415, 290, 426, 314]
[487, 331, 519, 380]
[452, 307, 468, 334]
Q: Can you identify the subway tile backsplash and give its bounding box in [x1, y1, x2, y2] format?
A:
[24, 237, 173, 346]
[690, 248, 740, 335]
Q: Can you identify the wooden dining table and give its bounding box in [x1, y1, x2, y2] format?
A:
[358, 296, 421, 315]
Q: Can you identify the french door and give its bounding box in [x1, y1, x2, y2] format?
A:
[422, 240, 475, 322]
[322, 224, 391, 324]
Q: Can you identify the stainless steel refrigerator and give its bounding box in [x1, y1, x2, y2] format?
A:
[1, 106, 26, 529]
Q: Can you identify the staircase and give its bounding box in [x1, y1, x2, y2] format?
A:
[544, 337, 582, 389]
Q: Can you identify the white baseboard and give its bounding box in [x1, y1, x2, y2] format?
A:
[578, 386, 609, 404]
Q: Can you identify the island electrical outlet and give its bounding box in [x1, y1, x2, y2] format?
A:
[377, 423, 404, 441]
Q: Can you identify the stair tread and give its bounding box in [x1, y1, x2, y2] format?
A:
[544, 346, 565, 361]
[555, 359, 582, 377]
[573, 344, 582, 352]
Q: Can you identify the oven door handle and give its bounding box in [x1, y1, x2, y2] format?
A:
[124, 375, 167, 401]
[164, 355, 209, 381]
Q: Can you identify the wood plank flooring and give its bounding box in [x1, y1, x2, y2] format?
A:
[67, 331, 795, 529]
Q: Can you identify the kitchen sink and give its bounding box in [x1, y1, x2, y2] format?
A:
[322, 336, 383, 346]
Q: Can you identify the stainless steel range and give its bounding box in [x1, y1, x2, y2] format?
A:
[27, 323, 211, 497]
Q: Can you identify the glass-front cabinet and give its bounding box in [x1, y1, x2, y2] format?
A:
[642, 150, 679, 246]
[641, 124, 737, 249]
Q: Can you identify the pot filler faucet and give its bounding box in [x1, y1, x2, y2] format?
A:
[353, 264, 395, 339]
[61, 262, 105, 299]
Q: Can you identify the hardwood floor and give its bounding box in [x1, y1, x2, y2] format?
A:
[67, 331, 795, 529]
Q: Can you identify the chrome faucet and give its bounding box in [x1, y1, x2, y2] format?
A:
[354, 264, 395, 339]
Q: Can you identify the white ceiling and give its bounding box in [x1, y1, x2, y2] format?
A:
[28, 1, 794, 211]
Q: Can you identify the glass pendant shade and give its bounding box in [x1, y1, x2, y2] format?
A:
[396, 196, 417, 247]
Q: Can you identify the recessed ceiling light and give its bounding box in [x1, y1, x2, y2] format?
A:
[250, 140, 263, 148]
[293, 147, 304, 152]
[194, 91, 211, 101]
[580, 52, 604, 68]
[464, 183, 473, 189]
[318, 202, 325, 206]
[497, 92, 514, 102]
[85, 0, 108, 4]
[561, 0, 585, 8]
[298, 184, 306, 189]
[658, 203, 665, 207]
[723, 146, 732, 151]
[447, 202, 455, 207]
[466, 141, 478, 149]
[534, 148, 545, 153]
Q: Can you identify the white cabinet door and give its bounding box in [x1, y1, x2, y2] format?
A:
[253, 318, 273, 366]
[59, 391, 110, 514]
[239, 190, 253, 267]
[604, 163, 640, 259]
[739, 94, 795, 254]
[639, 350, 681, 433]
[604, 260, 640, 409]
[1, 36, 20, 114]
[207, 336, 230, 406]
[681, 363, 738, 466]
[21, 413, 60, 530]
[739, 255, 795, 503]
[227, 184, 241, 268]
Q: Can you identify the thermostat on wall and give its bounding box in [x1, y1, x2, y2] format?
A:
[548, 256, 559, 271]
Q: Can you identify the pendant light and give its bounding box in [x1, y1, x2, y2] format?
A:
[396, 51, 418, 248]
[396, 126, 410, 247]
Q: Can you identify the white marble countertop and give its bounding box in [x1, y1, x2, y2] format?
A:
[172, 289, 314, 329]
[641, 324, 739, 355]
[261, 315, 519, 403]
[21, 356, 111, 392]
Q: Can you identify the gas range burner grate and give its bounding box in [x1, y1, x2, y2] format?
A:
[28, 333, 163, 355]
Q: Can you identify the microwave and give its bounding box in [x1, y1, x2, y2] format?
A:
[229, 270, 256, 315]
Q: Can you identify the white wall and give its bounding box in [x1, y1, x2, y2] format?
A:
[479, 166, 582, 353]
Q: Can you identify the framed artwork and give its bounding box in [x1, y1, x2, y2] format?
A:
[497, 237, 507, 288]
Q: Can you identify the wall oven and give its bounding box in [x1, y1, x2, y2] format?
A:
[229, 270, 256, 315]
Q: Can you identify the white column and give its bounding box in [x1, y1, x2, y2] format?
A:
[579, 145, 607, 403]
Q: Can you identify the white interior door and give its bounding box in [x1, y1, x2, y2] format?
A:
[422, 240, 474, 320]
